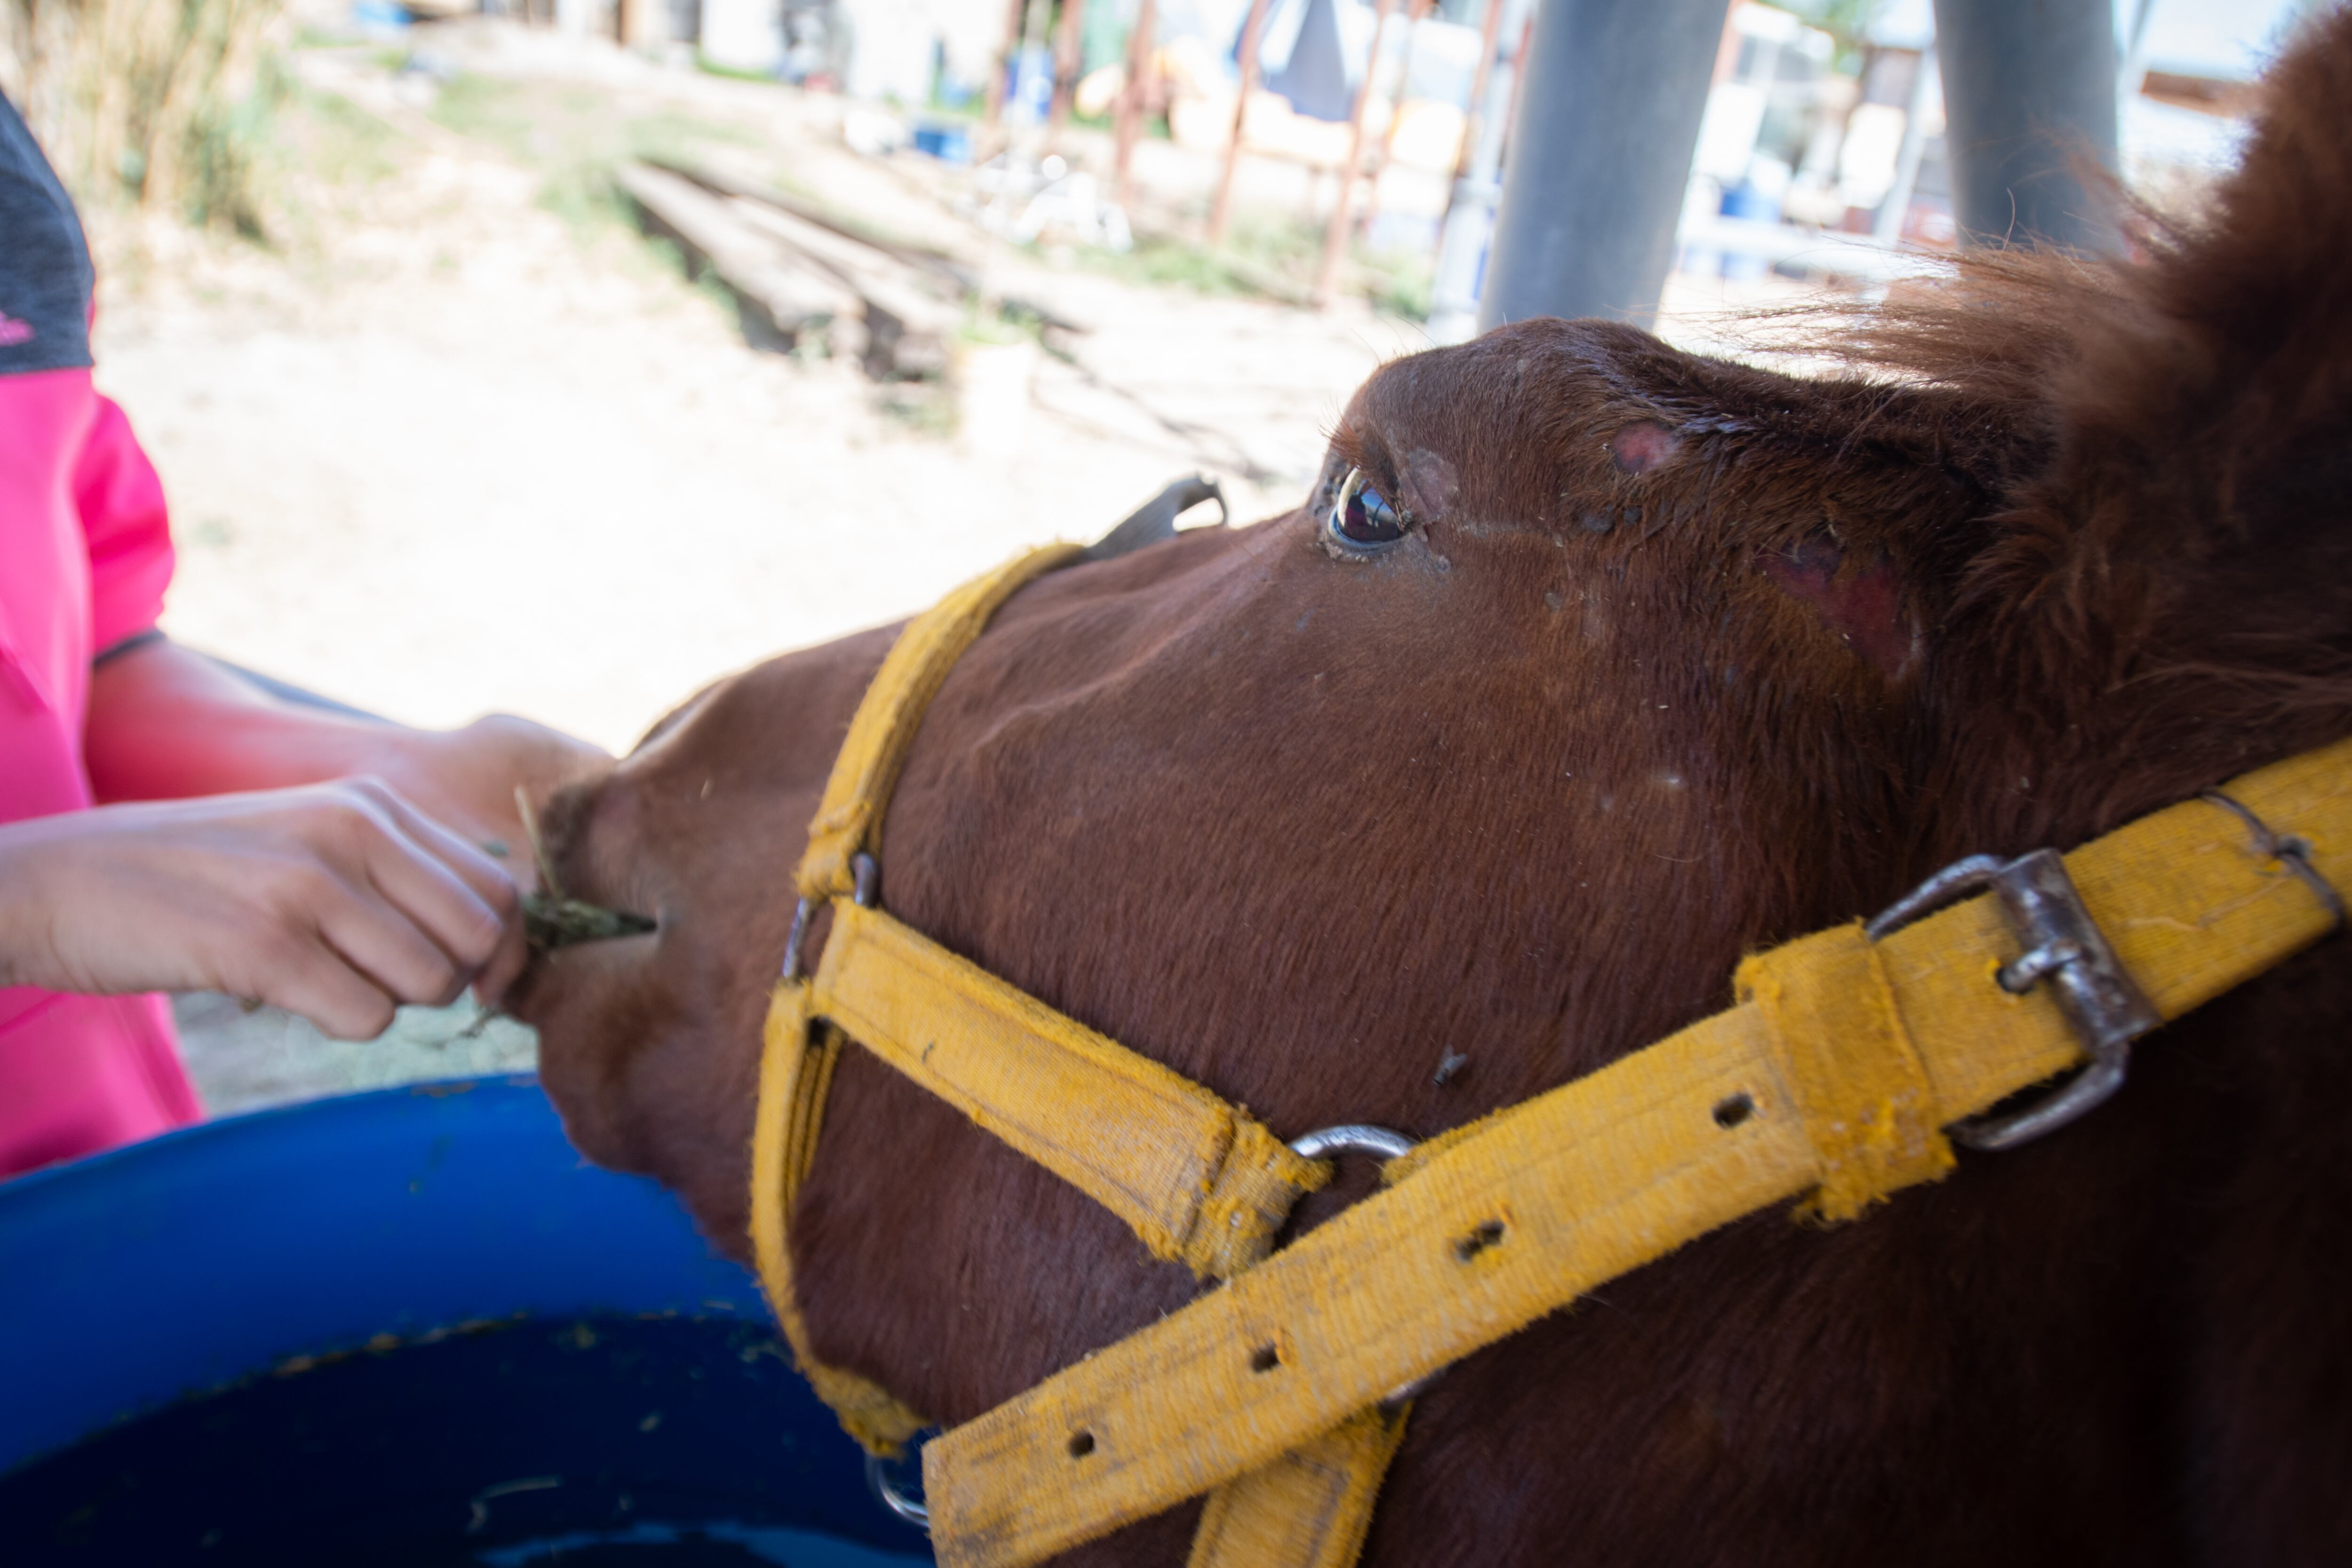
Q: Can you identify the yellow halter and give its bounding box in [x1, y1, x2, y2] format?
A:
[750, 546, 2349, 1568]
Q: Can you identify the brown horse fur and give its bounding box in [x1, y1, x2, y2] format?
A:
[512, 13, 2352, 1565]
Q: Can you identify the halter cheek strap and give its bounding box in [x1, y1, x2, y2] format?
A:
[753, 546, 2352, 1568]
[750, 543, 1335, 1432]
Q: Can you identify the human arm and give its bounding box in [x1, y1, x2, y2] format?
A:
[0, 778, 525, 1040]
[80, 635, 605, 868]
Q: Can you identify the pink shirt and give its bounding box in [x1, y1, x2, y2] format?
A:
[0, 367, 200, 1178]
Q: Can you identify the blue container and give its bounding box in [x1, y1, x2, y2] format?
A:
[912, 123, 973, 165]
[0, 1078, 932, 1566]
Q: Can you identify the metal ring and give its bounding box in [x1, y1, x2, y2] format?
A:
[780, 853, 882, 982]
[1288, 1124, 1415, 1163]
[1286, 1123, 1424, 1406]
[2201, 791, 2346, 930]
[865, 1448, 930, 1533]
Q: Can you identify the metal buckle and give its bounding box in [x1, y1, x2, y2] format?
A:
[1867, 848, 2161, 1150]
[779, 852, 881, 983]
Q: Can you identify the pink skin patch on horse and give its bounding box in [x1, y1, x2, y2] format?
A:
[1608, 422, 1679, 474]
[1758, 534, 1916, 678]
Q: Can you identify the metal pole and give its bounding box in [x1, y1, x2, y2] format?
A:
[1931, 0, 2119, 251]
[1477, 0, 1731, 332]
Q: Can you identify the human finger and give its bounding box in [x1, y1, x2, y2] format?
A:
[353, 779, 524, 923]
[325, 787, 511, 996]
[228, 912, 404, 1042]
[351, 781, 530, 1003]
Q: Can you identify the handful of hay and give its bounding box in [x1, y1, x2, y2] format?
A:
[522, 894, 655, 952]
[511, 788, 655, 953]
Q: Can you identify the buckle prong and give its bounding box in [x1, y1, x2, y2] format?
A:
[1869, 848, 2160, 1150]
[779, 852, 882, 983]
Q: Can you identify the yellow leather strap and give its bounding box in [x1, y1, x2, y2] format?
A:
[754, 543, 1082, 1456]
[750, 542, 1324, 1464]
[918, 737, 2352, 1568]
[1184, 1405, 1410, 1568]
[751, 989, 928, 1454]
[799, 542, 1086, 900]
[1735, 922, 1954, 1223]
[813, 900, 1329, 1277]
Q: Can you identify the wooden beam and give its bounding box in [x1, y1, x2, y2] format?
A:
[1313, 0, 1399, 305]
[1113, 0, 1157, 208]
[1208, 0, 1273, 247]
[1049, 0, 1088, 137]
[982, 0, 1027, 129]
[1358, 0, 1434, 241]
[614, 163, 855, 342]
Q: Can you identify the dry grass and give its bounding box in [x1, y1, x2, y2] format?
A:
[2, 0, 286, 233]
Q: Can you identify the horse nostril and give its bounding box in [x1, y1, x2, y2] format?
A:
[1250, 1344, 1280, 1373]
[1067, 1430, 1096, 1458]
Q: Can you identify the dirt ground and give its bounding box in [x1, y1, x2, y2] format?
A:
[101, 17, 1815, 1111]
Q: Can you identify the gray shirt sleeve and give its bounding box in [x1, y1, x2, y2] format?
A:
[0, 92, 95, 376]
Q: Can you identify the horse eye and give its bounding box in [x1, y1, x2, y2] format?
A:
[1328, 469, 1406, 549]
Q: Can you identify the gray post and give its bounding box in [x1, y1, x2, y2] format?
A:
[1932, 0, 2119, 251]
[1477, 0, 1730, 332]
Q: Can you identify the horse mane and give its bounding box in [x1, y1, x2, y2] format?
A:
[1713, 6, 2352, 848]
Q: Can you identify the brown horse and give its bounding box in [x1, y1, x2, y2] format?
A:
[512, 12, 2352, 1565]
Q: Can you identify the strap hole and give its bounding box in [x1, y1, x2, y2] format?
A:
[1249, 1344, 1280, 1373]
[1454, 1220, 1505, 1261]
[1067, 1431, 1096, 1459]
[1712, 1093, 1754, 1129]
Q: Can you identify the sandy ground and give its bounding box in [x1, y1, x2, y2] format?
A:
[95, 19, 1822, 1112]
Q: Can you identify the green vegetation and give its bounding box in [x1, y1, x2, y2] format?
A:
[6, 0, 289, 234]
[694, 53, 782, 85]
[425, 74, 777, 242]
[1070, 209, 1434, 320]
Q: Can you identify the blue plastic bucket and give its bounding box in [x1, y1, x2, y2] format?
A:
[0, 1077, 932, 1566]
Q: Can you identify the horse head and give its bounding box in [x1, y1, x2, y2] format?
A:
[512, 13, 2352, 1563]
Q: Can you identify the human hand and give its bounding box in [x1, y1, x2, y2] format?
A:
[365, 716, 612, 889]
[0, 779, 525, 1040]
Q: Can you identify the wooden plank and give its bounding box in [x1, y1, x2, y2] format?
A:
[615, 163, 856, 342]
[724, 198, 958, 378]
[647, 153, 1093, 338]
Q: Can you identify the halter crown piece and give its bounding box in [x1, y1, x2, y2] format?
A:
[752, 546, 2351, 1568]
